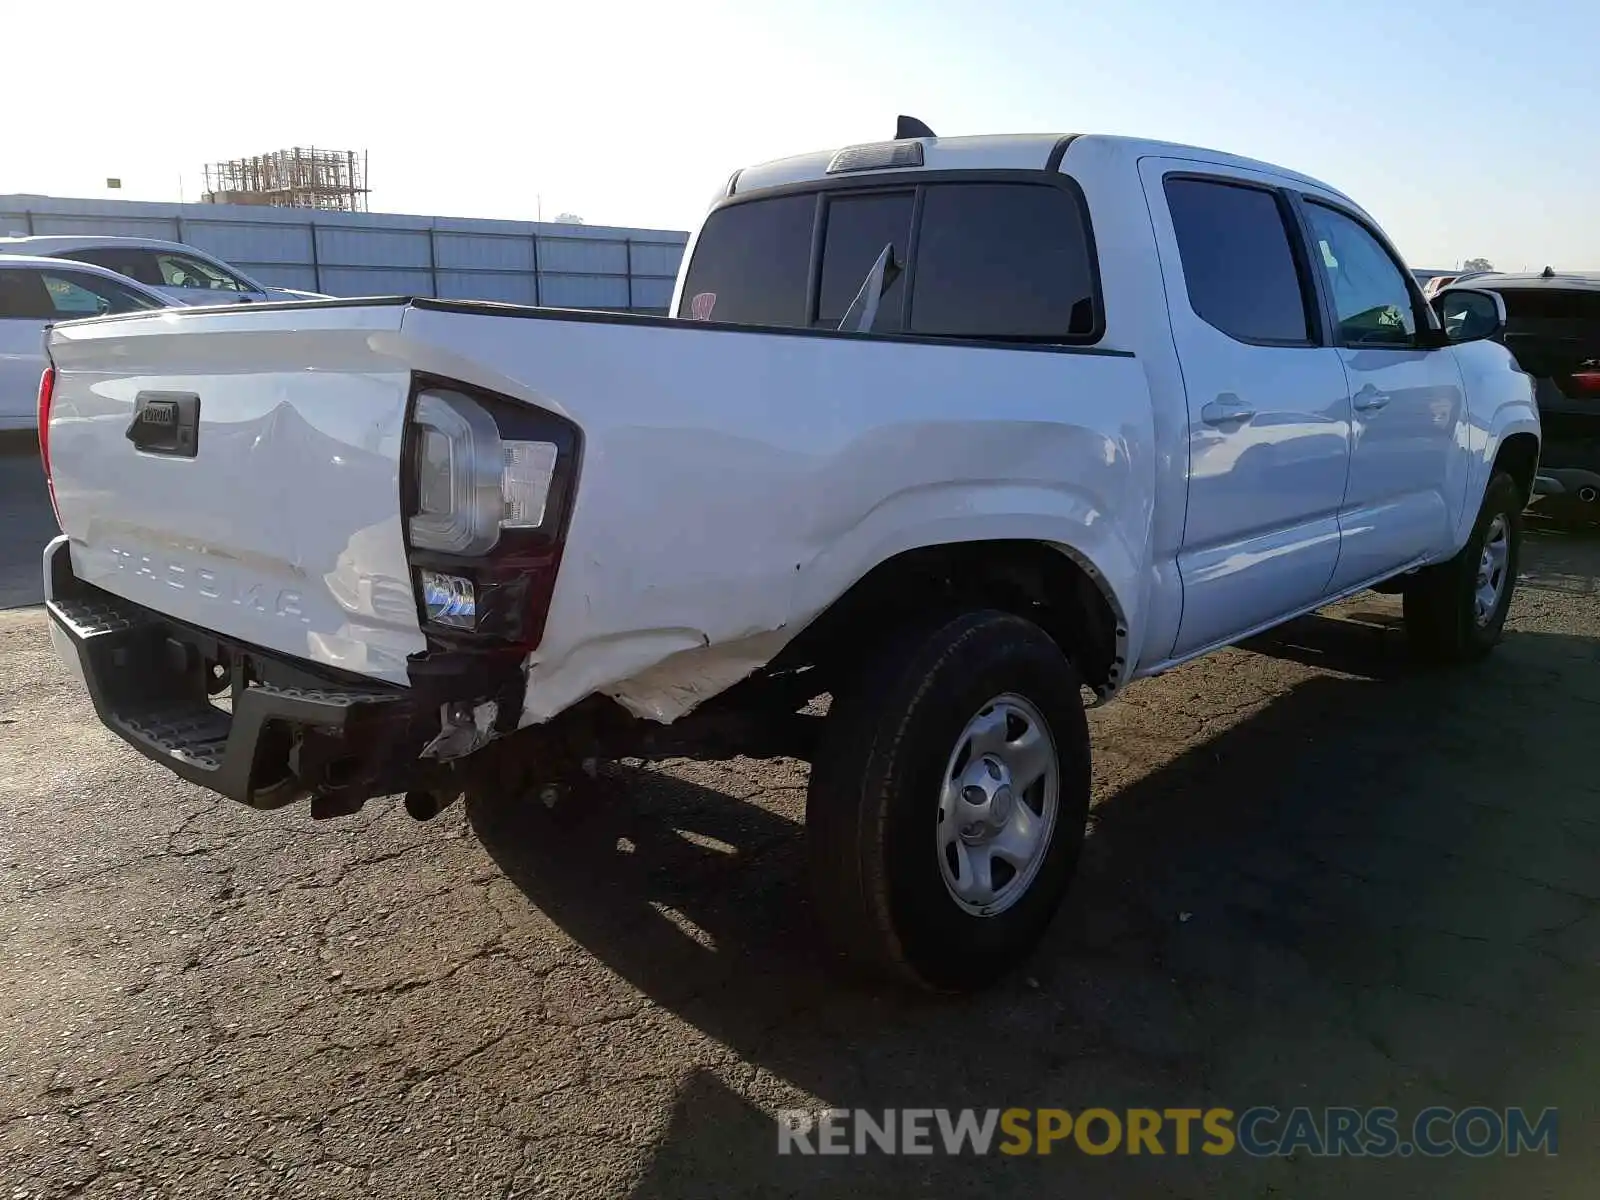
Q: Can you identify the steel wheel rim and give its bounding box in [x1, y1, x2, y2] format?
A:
[1474, 514, 1510, 626]
[936, 692, 1060, 917]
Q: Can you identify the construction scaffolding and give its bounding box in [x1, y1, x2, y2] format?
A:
[202, 147, 369, 212]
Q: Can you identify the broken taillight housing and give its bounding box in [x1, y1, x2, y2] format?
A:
[419, 569, 477, 629]
[403, 379, 581, 650]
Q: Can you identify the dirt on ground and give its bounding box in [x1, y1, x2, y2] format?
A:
[2, 516, 1597, 1199]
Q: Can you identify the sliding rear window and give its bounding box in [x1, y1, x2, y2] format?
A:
[816, 191, 913, 329]
[676, 177, 1100, 343]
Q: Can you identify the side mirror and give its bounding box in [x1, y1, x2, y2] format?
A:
[1432, 287, 1506, 344]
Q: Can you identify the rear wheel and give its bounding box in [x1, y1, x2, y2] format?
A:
[1403, 470, 1522, 663]
[806, 610, 1091, 992]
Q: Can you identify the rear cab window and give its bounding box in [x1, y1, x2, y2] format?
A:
[676, 194, 814, 327]
[816, 191, 913, 329]
[912, 183, 1097, 338]
[677, 173, 1101, 344]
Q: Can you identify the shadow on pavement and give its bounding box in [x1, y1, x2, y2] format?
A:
[469, 610, 1598, 1198]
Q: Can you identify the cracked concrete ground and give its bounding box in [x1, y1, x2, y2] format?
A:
[2, 475, 1597, 1195]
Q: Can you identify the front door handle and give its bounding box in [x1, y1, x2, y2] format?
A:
[1353, 385, 1392, 413]
[1201, 394, 1256, 426]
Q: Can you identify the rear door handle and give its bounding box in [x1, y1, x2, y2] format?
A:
[1200, 395, 1256, 426]
[1353, 385, 1391, 413]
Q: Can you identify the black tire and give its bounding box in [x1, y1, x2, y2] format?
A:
[1403, 470, 1522, 663]
[806, 610, 1091, 992]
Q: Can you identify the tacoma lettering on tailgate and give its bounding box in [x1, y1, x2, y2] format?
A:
[108, 547, 311, 625]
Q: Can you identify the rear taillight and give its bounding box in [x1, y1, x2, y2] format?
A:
[402, 379, 580, 652]
[37, 366, 61, 525]
[1572, 369, 1600, 394]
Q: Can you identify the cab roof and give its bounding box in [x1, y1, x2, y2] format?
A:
[730, 132, 1358, 208]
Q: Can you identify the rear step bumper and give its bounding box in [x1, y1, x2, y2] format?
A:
[44, 536, 431, 811]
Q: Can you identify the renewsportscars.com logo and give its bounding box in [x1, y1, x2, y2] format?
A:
[776, 1106, 1559, 1158]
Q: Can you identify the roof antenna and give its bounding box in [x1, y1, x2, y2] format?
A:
[1541, 265, 1555, 278]
[896, 115, 937, 140]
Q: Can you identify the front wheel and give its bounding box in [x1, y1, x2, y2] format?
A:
[1403, 470, 1523, 663]
[806, 610, 1091, 992]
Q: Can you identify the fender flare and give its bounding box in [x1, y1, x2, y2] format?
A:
[1454, 404, 1540, 548]
[788, 480, 1146, 688]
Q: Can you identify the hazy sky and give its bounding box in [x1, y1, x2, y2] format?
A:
[6, 0, 1596, 270]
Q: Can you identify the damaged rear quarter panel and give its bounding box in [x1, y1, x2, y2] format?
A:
[396, 309, 1154, 724]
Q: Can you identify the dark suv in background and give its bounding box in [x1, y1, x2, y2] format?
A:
[1453, 270, 1600, 520]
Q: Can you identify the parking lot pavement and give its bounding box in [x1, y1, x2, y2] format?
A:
[2, 521, 1597, 1200]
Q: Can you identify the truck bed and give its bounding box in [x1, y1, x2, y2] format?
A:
[46, 297, 1152, 726]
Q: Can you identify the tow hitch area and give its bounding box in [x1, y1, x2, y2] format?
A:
[42, 538, 474, 814]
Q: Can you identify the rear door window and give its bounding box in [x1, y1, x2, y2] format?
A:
[675, 194, 816, 327]
[42, 270, 164, 316]
[57, 247, 163, 286]
[0, 269, 54, 319]
[1164, 177, 1314, 345]
[908, 182, 1096, 339]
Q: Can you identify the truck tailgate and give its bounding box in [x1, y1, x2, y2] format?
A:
[46, 302, 425, 685]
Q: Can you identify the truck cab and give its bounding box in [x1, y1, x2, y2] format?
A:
[669, 130, 1539, 666]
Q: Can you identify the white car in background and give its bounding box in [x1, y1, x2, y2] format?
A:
[0, 236, 327, 307]
[0, 254, 174, 430]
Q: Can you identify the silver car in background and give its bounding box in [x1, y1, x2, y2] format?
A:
[0, 254, 174, 431]
[0, 235, 327, 307]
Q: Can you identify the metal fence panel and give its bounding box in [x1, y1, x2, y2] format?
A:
[245, 264, 322, 291]
[538, 237, 629, 275]
[0, 194, 688, 311]
[436, 271, 537, 305]
[319, 267, 436, 296]
[541, 274, 630, 309]
[32, 212, 182, 240]
[181, 221, 314, 266]
[629, 241, 688, 277]
[433, 232, 535, 272]
[316, 226, 432, 269]
[630, 276, 677, 310]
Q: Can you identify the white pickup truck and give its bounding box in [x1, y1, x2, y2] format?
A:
[40, 125, 1539, 992]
